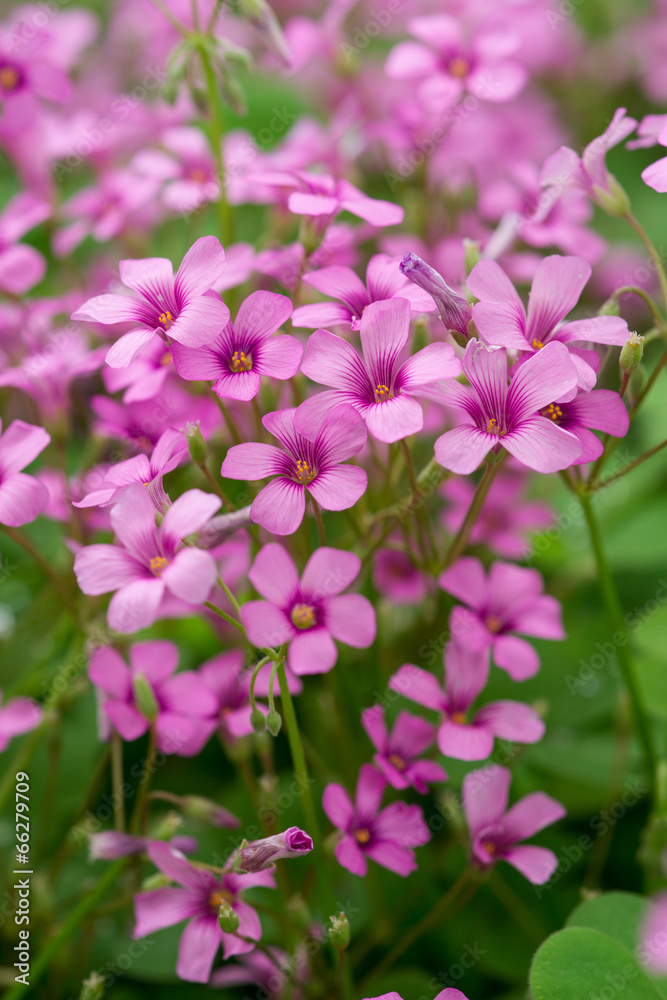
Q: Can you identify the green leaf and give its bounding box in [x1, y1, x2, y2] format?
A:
[530, 926, 664, 1000]
[566, 891, 647, 951]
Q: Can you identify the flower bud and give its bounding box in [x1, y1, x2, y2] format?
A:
[592, 175, 630, 217]
[234, 827, 313, 872]
[79, 972, 105, 1000]
[132, 672, 159, 722]
[186, 421, 207, 463]
[619, 332, 644, 374]
[598, 297, 620, 316]
[182, 796, 240, 828]
[328, 912, 350, 950]
[141, 871, 173, 891]
[250, 706, 266, 732]
[218, 900, 241, 933]
[399, 252, 472, 339]
[463, 238, 481, 276]
[266, 708, 282, 736]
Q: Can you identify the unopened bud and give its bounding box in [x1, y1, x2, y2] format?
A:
[266, 708, 282, 736]
[592, 175, 631, 218]
[399, 252, 472, 339]
[141, 872, 172, 891]
[152, 811, 184, 840]
[233, 827, 313, 872]
[328, 912, 350, 949]
[463, 238, 481, 276]
[250, 707, 266, 733]
[598, 297, 620, 316]
[181, 796, 240, 829]
[79, 972, 105, 1000]
[186, 421, 207, 463]
[132, 673, 159, 722]
[619, 332, 644, 373]
[218, 900, 241, 933]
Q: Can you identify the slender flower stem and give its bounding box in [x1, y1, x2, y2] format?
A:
[579, 492, 657, 784]
[360, 869, 477, 988]
[130, 726, 158, 835]
[197, 460, 234, 510]
[249, 654, 272, 713]
[2, 525, 78, 614]
[593, 438, 667, 490]
[310, 495, 327, 545]
[198, 42, 234, 245]
[204, 599, 246, 634]
[216, 574, 242, 617]
[624, 212, 667, 312]
[443, 457, 503, 568]
[277, 661, 321, 843]
[610, 285, 664, 324]
[213, 393, 243, 445]
[111, 733, 126, 831]
[146, 0, 189, 33]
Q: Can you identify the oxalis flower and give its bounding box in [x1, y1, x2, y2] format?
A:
[439, 557, 565, 681]
[221, 402, 368, 536]
[463, 764, 565, 884]
[74, 483, 221, 633]
[0, 690, 42, 752]
[429, 339, 582, 474]
[0, 419, 50, 526]
[242, 544, 376, 676]
[71, 236, 229, 368]
[323, 763, 430, 876]
[134, 841, 276, 983]
[361, 705, 448, 793]
[171, 290, 302, 401]
[300, 297, 461, 443]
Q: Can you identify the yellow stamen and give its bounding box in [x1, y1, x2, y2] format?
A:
[389, 753, 406, 771]
[158, 311, 174, 330]
[291, 603, 315, 630]
[149, 555, 169, 576]
[230, 350, 252, 372]
[451, 711, 467, 725]
[354, 828, 371, 845]
[532, 338, 544, 350]
[295, 459, 316, 484]
[0, 66, 20, 92]
[209, 889, 234, 909]
[374, 383, 393, 402]
[541, 403, 563, 422]
[160, 351, 173, 366]
[448, 55, 470, 79]
[481, 839, 496, 856]
[485, 615, 502, 634]
[486, 418, 506, 436]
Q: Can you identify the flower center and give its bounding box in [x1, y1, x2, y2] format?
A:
[388, 753, 406, 771]
[188, 167, 208, 183]
[541, 403, 563, 422]
[160, 351, 173, 366]
[374, 383, 394, 402]
[481, 839, 496, 856]
[158, 311, 174, 331]
[532, 338, 544, 350]
[230, 350, 252, 372]
[291, 603, 316, 629]
[295, 459, 316, 484]
[354, 828, 371, 845]
[209, 889, 234, 910]
[448, 55, 470, 79]
[486, 418, 506, 436]
[450, 711, 467, 724]
[150, 555, 169, 576]
[485, 615, 502, 633]
[0, 65, 21, 92]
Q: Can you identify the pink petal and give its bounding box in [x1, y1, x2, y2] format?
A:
[468, 60, 526, 102]
[439, 556, 488, 609]
[511, 595, 565, 640]
[507, 342, 579, 418]
[438, 719, 494, 761]
[325, 594, 376, 647]
[388, 664, 446, 711]
[642, 155, 667, 193]
[221, 443, 287, 480]
[308, 465, 367, 511]
[110, 484, 159, 560]
[162, 489, 221, 549]
[300, 328, 369, 393]
[385, 40, 439, 79]
[502, 792, 566, 842]
[398, 343, 461, 391]
[156, 712, 216, 756]
[503, 416, 581, 473]
[88, 647, 131, 700]
[74, 545, 141, 596]
[335, 835, 367, 876]
[360, 298, 411, 383]
[475, 701, 544, 744]
[434, 425, 494, 474]
[175, 236, 226, 301]
[248, 543, 300, 604]
[492, 634, 540, 680]
[291, 302, 354, 329]
[288, 627, 338, 674]
[361, 705, 388, 752]
[212, 369, 262, 401]
[526, 255, 591, 342]
[242, 600, 294, 649]
[250, 479, 306, 535]
[364, 840, 417, 876]
[297, 401, 367, 463]
[365, 394, 424, 443]
[133, 887, 203, 938]
[558, 315, 630, 346]
[168, 293, 230, 349]
[72, 293, 153, 327]
[107, 578, 165, 633]
[503, 844, 559, 884]
[0, 473, 48, 526]
[130, 640, 179, 686]
[0, 244, 46, 295]
[302, 264, 369, 315]
[462, 764, 511, 836]
[254, 334, 303, 380]
[106, 329, 157, 369]
[0, 420, 50, 476]
[234, 290, 293, 344]
[356, 763, 386, 815]
[160, 672, 218, 717]
[288, 192, 339, 216]
[176, 914, 222, 983]
[323, 783, 354, 830]
[0, 697, 42, 744]
[301, 546, 360, 596]
[105, 701, 148, 741]
[148, 841, 215, 889]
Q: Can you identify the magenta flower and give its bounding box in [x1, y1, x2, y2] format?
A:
[390, 642, 544, 762]
[539, 389, 629, 464]
[463, 764, 565, 884]
[102, 335, 176, 404]
[233, 828, 313, 873]
[361, 706, 448, 793]
[253, 169, 404, 227]
[74, 484, 221, 633]
[365, 993, 469, 1000]
[399, 252, 472, 340]
[0, 191, 50, 295]
[134, 841, 275, 982]
[0, 691, 42, 752]
[89, 832, 198, 861]
[74, 427, 186, 511]
[171, 290, 300, 401]
[431, 339, 581, 474]
[373, 548, 427, 605]
[133, 126, 220, 214]
[71, 236, 229, 368]
[292, 254, 434, 331]
[88, 641, 218, 756]
[468, 256, 630, 389]
[242, 544, 376, 676]
[221, 402, 367, 535]
[442, 472, 553, 560]
[439, 557, 565, 681]
[632, 114, 667, 194]
[323, 764, 430, 877]
[0, 419, 50, 526]
[300, 297, 461, 443]
[385, 14, 527, 107]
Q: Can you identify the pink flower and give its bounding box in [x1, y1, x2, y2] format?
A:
[361, 706, 448, 792]
[323, 763, 430, 876]
[439, 557, 565, 681]
[468, 255, 630, 389]
[89, 831, 198, 861]
[0, 691, 42, 751]
[134, 841, 275, 982]
[463, 764, 565, 883]
[292, 254, 434, 331]
[539, 389, 629, 464]
[300, 297, 461, 443]
[0, 191, 50, 295]
[171, 290, 300, 401]
[632, 115, 667, 193]
[74, 484, 221, 633]
[399, 252, 472, 339]
[431, 340, 581, 474]
[389, 642, 544, 762]
[252, 169, 404, 228]
[73, 427, 186, 511]
[102, 335, 176, 404]
[385, 14, 527, 108]
[233, 828, 313, 873]
[242, 544, 376, 676]
[373, 548, 427, 604]
[88, 641, 218, 755]
[71, 236, 229, 368]
[221, 403, 367, 536]
[365, 993, 469, 1000]
[0, 419, 50, 526]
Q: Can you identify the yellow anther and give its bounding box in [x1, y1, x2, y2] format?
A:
[375, 383, 393, 402]
[482, 839, 496, 856]
[149, 555, 169, 576]
[450, 711, 467, 725]
[532, 338, 544, 350]
[160, 351, 173, 366]
[230, 350, 252, 372]
[295, 459, 316, 484]
[541, 403, 563, 421]
[448, 55, 470, 79]
[209, 889, 234, 909]
[158, 311, 174, 330]
[389, 753, 406, 771]
[291, 603, 315, 629]
[354, 828, 371, 845]
[0, 66, 20, 91]
[486, 418, 506, 436]
[485, 615, 502, 634]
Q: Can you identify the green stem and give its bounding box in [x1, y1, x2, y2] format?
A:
[443, 457, 503, 567]
[204, 599, 246, 635]
[579, 492, 657, 784]
[624, 213, 667, 312]
[276, 661, 320, 842]
[197, 460, 234, 510]
[216, 574, 242, 617]
[593, 438, 667, 490]
[198, 43, 234, 245]
[111, 733, 126, 831]
[214, 393, 243, 445]
[611, 285, 664, 324]
[130, 727, 158, 835]
[310, 496, 326, 546]
[3, 859, 128, 1000]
